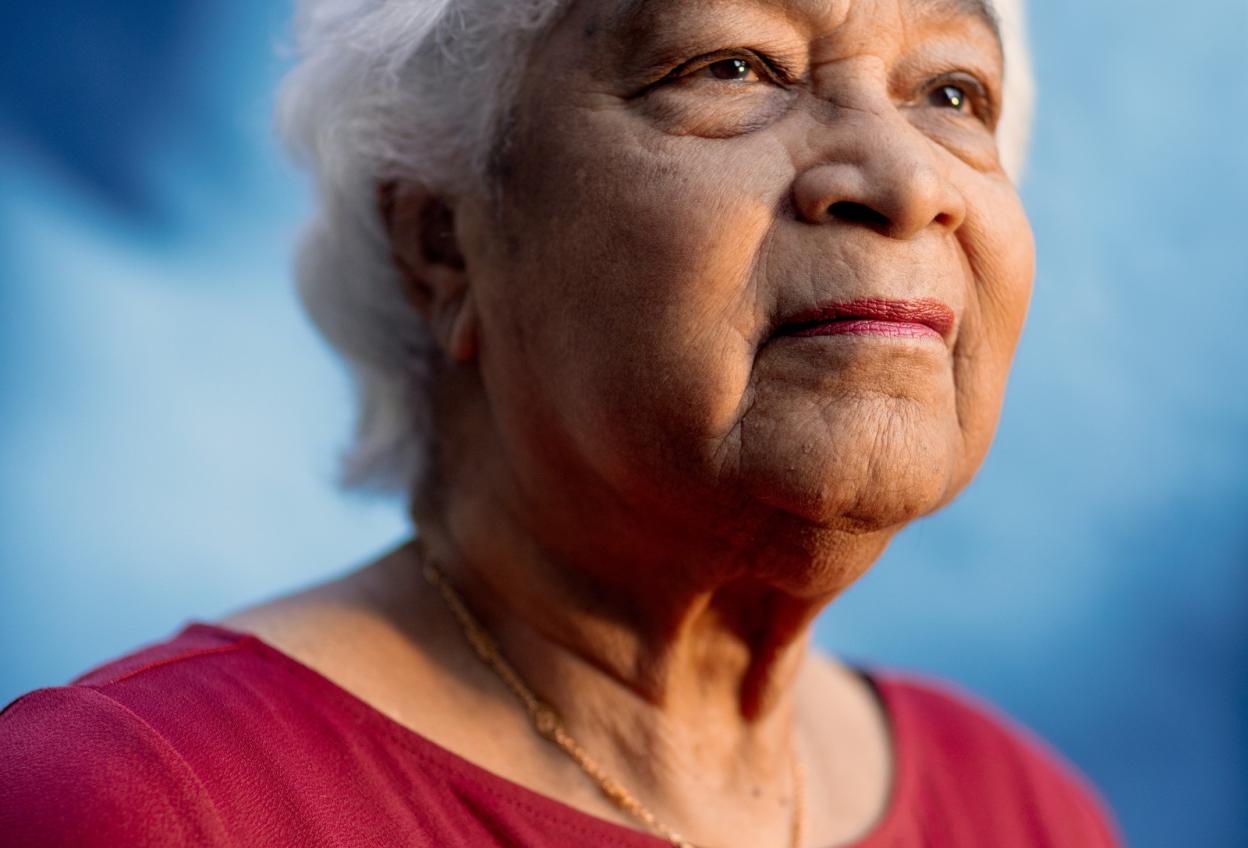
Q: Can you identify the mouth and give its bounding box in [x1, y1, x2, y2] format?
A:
[773, 297, 955, 343]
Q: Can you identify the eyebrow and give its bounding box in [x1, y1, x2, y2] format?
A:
[607, 0, 1003, 52]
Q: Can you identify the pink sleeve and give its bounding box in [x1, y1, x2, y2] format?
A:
[0, 686, 231, 847]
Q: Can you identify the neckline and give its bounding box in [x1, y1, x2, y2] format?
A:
[181, 621, 911, 847]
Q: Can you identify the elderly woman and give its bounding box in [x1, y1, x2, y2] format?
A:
[2, 0, 1119, 845]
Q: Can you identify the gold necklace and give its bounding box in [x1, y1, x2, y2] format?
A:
[419, 548, 805, 848]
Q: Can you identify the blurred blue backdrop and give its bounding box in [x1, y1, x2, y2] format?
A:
[2, 2, 1244, 845]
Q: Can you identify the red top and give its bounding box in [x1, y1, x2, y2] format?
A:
[0, 624, 1119, 847]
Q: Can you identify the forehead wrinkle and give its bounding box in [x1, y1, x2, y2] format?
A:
[604, 0, 796, 32]
[603, 0, 1000, 47]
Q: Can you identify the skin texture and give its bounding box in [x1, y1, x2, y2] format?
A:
[227, 0, 1035, 845]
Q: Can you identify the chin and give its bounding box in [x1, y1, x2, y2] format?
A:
[739, 401, 965, 533]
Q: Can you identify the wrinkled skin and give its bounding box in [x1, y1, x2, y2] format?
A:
[441, 0, 1033, 597]
[231, 1, 1035, 845]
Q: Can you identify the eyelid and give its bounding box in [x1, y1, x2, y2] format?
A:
[660, 49, 796, 88]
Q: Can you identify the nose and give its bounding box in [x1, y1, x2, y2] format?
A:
[792, 114, 966, 240]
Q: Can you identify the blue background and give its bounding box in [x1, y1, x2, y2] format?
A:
[2, 2, 1244, 845]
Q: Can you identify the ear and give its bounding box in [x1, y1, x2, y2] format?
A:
[378, 180, 479, 361]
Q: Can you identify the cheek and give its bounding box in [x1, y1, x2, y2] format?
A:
[950, 182, 1035, 484]
[480, 114, 790, 482]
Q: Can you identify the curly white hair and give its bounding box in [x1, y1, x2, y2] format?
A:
[278, 0, 1034, 498]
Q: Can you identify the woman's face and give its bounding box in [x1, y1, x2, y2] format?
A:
[455, 0, 1033, 565]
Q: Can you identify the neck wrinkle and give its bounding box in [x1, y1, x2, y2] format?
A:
[414, 524, 825, 716]
[406, 533, 834, 816]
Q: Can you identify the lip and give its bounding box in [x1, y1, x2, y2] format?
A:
[775, 297, 955, 343]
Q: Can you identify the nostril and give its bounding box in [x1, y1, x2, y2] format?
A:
[827, 201, 890, 231]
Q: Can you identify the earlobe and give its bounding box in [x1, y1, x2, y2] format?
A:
[446, 291, 480, 362]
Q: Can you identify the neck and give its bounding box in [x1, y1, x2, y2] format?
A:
[405, 369, 898, 842]
[411, 482, 893, 791]
[420, 521, 822, 718]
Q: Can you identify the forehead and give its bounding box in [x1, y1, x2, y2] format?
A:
[606, 0, 1002, 48]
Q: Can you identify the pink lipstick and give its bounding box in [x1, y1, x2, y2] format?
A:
[779, 298, 955, 342]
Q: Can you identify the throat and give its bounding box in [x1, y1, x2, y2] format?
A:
[402, 530, 882, 847]
[478, 559, 819, 723]
[666, 576, 821, 722]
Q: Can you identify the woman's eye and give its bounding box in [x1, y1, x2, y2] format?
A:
[929, 83, 970, 112]
[699, 57, 760, 82]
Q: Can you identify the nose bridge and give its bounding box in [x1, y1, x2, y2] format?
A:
[793, 104, 966, 239]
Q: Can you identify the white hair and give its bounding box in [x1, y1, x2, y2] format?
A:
[278, 0, 1034, 499]
[279, 0, 569, 494]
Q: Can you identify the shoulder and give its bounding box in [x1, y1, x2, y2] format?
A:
[0, 681, 231, 847]
[0, 624, 293, 848]
[0, 618, 456, 848]
[871, 670, 1122, 847]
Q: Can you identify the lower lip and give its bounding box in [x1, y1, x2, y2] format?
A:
[790, 319, 943, 340]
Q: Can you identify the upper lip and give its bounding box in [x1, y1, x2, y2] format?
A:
[774, 297, 956, 340]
